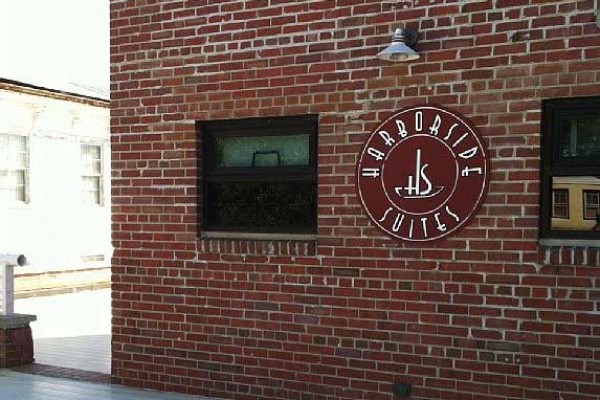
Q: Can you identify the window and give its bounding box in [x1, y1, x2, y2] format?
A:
[583, 190, 600, 221]
[541, 97, 600, 240]
[0, 133, 28, 202]
[200, 115, 317, 234]
[81, 144, 103, 204]
[552, 189, 569, 219]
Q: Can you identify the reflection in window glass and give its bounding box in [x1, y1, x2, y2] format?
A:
[552, 189, 569, 219]
[215, 134, 310, 167]
[207, 181, 316, 230]
[583, 191, 600, 220]
[560, 116, 600, 159]
[551, 177, 600, 231]
[542, 97, 600, 239]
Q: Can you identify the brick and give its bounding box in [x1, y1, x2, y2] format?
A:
[111, 1, 600, 399]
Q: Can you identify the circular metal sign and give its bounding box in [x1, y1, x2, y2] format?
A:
[357, 106, 489, 242]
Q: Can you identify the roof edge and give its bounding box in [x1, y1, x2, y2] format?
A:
[0, 78, 110, 107]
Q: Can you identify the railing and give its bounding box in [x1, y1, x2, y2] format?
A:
[0, 254, 26, 315]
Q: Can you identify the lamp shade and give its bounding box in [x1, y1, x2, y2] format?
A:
[377, 28, 420, 62]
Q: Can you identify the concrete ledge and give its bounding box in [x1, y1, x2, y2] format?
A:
[539, 238, 600, 248]
[0, 314, 37, 330]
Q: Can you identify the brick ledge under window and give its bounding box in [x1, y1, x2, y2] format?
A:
[199, 232, 317, 256]
[202, 231, 316, 241]
[539, 241, 600, 266]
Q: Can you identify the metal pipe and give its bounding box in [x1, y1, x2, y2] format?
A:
[0, 254, 26, 267]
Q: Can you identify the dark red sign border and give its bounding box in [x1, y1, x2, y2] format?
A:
[356, 105, 490, 243]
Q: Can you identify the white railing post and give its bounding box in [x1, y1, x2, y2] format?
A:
[0, 263, 14, 315]
[0, 253, 36, 368]
[0, 254, 26, 316]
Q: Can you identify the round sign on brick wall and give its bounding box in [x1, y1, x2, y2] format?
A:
[357, 106, 489, 242]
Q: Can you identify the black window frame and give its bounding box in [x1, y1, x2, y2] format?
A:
[551, 189, 569, 219]
[198, 114, 318, 235]
[540, 96, 600, 240]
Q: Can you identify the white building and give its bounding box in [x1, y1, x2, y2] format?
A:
[0, 79, 110, 276]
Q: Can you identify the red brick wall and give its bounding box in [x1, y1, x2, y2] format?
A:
[110, 1, 600, 399]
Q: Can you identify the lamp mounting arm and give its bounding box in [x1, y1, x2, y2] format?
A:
[393, 28, 419, 46]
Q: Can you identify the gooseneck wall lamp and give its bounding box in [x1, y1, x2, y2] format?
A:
[377, 28, 420, 62]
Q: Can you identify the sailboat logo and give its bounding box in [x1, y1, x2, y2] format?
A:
[395, 148, 444, 199]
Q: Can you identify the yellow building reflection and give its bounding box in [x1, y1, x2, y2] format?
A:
[552, 176, 600, 230]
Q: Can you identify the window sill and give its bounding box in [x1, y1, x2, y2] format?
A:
[539, 238, 600, 248]
[201, 231, 317, 241]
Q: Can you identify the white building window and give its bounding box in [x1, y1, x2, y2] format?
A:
[583, 190, 600, 220]
[552, 189, 569, 219]
[81, 144, 102, 204]
[0, 133, 28, 202]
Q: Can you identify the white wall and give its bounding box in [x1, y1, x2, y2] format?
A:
[0, 86, 111, 274]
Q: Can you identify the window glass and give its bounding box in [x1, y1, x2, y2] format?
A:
[215, 134, 310, 168]
[559, 116, 600, 159]
[206, 181, 316, 230]
[542, 97, 600, 240]
[583, 190, 600, 220]
[0, 133, 28, 202]
[81, 144, 102, 204]
[551, 177, 600, 231]
[201, 115, 317, 234]
[551, 189, 569, 219]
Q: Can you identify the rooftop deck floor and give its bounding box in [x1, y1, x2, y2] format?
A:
[9, 289, 216, 399]
[0, 370, 211, 400]
[16, 289, 111, 374]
